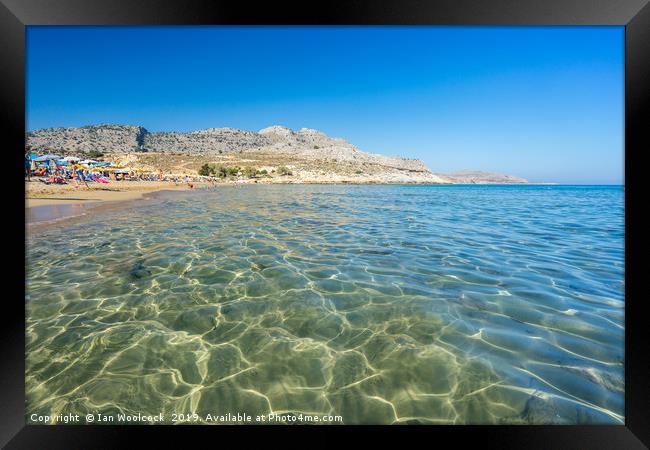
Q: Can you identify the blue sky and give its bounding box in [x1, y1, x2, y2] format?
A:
[26, 26, 624, 184]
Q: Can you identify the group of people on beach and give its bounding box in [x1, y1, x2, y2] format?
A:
[26, 160, 91, 188]
[25, 153, 199, 189]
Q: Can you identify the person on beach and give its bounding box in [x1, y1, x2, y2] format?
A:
[24, 153, 31, 181]
[72, 165, 90, 189]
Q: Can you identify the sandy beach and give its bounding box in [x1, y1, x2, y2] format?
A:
[25, 180, 199, 207]
[25, 180, 208, 226]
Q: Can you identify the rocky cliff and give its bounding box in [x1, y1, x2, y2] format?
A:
[28, 125, 147, 154]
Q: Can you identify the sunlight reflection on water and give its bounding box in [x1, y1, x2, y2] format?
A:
[26, 185, 624, 424]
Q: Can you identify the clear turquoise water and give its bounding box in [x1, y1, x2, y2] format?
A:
[26, 185, 624, 424]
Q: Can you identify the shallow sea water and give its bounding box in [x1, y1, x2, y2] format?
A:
[26, 185, 624, 424]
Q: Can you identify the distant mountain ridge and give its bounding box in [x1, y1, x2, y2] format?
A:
[434, 170, 529, 184]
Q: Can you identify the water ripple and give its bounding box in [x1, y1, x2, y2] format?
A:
[26, 185, 624, 424]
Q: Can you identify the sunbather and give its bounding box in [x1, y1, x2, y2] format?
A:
[92, 175, 110, 184]
[38, 176, 66, 185]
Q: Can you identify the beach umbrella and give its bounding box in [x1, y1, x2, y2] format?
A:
[33, 154, 62, 162]
[79, 159, 98, 165]
[63, 156, 80, 162]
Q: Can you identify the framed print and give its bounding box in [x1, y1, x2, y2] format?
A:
[2, 0, 648, 448]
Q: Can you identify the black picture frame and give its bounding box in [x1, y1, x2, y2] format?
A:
[2, 1, 648, 448]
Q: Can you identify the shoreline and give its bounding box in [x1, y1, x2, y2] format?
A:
[26, 180, 196, 208]
[26, 181, 200, 226]
[25, 180, 564, 227]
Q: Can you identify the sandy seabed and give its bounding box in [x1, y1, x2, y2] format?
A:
[25, 185, 625, 424]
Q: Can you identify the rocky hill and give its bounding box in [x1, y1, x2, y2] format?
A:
[434, 170, 529, 184]
[26, 124, 528, 184]
[27, 124, 441, 181]
[28, 125, 147, 154]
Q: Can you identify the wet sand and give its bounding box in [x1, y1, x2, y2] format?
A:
[26, 180, 195, 206]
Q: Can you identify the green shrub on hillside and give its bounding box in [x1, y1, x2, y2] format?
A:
[242, 167, 257, 178]
[198, 163, 214, 176]
[86, 150, 104, 159]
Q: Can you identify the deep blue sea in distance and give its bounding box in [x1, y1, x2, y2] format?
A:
[26, 184, 624, 424]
